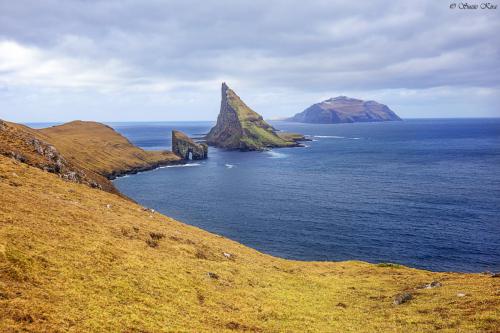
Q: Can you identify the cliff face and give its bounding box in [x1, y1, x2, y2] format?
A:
[0, 120, 110, 191]
[172, 130, 208, 160]
[289, 96, 401, 123]
[39, 121, 181, 178]
[206, 83, 300, 151]
[0, 119, 183, 195]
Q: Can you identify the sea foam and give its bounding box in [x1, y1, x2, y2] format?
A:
[163, 163, 201, 168]
[266, 151, 288, 159]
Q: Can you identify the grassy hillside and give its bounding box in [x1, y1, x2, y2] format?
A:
[40, 121, 181, 178]
[0, 154, 498, 332]
[0, 120, 119, 194]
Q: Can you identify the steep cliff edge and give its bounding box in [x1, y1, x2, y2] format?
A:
[172, 130, 208, 160]
[0, 119, 182, 195]
[39, 121, 181, 178]
[0, 120, 117, 193]
[206, 83, 304, 151]
[289, 96, 401, 123]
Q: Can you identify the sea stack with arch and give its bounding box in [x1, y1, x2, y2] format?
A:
[172, 130, 208, 160]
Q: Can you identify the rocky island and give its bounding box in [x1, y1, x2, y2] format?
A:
[206, 83, 306, 151]
[288, 96, 401, 123]
[172, 130, 208, 160]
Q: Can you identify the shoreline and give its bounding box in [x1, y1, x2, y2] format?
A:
[107, 157, 186, 180]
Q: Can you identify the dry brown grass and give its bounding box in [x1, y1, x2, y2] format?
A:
[0, 155, 498, 332]
[39, 121, 181, 178]
[1, 119, 182, 197]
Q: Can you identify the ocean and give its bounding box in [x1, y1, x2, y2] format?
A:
[111, 119, 500, 272]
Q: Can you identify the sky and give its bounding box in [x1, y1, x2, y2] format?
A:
[0, 0, 499, 122]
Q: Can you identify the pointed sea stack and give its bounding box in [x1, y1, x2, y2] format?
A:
[206, 83, 304, 151]
[172, 130, 208, 160]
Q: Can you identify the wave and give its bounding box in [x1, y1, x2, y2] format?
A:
[162, 163, 201, 168]
[266, 151, 288, 159]
[314, 135, 361, 140]
[314, 135, 345, 139]
[225, 164, 235, 168]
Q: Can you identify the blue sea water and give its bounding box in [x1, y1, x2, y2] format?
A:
[111, 119, 500, 272]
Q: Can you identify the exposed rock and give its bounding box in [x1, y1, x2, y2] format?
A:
[288, 96, 401, 123]
[223, 252, 233, 260]
[172, 130, 208, 160]
[418, 281, 442, 289]
[0, 119, 102, 190]
[206, 83, 304, 151]
[393, 292, 412, 305]
[207, 272, 219, 279]
[425, 281, 442, 289]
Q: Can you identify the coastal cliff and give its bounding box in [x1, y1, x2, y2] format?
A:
[0, 119, 182, 195]
[206, 83, 305, 151]
[289, 96, 401, 123]
[0, 119, 117, 194]
[40, 121, 181, 179]
[172, 130, 208, 160]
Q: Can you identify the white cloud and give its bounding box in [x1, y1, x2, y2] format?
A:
[0, 0, 498, 121]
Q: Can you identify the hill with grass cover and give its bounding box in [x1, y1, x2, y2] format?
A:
[39, 121, 181, 179]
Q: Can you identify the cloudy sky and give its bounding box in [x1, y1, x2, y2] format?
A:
[0, 0, 499, 122]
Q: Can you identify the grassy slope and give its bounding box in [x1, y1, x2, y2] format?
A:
[39, 121, 181, 177]
[225, 89, 296, 149]
[0, 120, 119, 195]
[0, 155, 498, 332]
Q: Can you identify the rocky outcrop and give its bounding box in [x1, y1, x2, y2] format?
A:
[288, 96, 401, 123]
[206, 83, 304, 151]
[0, 119, 183, 196]
[39, 121, 181, 179]
[0, 119, 103, 189]
[172, 130, 208, 160]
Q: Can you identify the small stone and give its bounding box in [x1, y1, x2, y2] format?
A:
[223, 252, 232, 259]
[457, 293, 466, 297]
[336, 302, 347, 308]
[393, 292, 412, 305]
[106, 204, 112, 209]
[425, 281, 442, 289]
[207, 272, 219, 280]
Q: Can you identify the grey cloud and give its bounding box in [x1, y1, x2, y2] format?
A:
[0, 0, 499, 121]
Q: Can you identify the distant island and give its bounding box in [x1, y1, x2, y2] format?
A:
[206, 83, 306, 151]
[288, 96, 401, 123]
